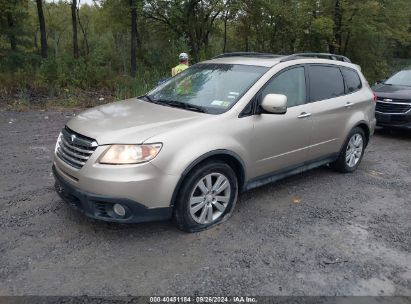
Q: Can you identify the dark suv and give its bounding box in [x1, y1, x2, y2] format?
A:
[373, 68, 411, 129]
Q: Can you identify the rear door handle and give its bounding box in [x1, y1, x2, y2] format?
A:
[297, 112, 311, 119]
[345, 102, 354, 108]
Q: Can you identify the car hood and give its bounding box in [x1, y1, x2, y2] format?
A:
[372, 84, 411, 100]
[66, 98, 205, 145]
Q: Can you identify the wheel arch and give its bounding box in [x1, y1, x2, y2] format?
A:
[169, 150, 247, 208]
[353, 121, 371, 147]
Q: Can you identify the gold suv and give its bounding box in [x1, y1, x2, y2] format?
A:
[53, 52, 376, 232]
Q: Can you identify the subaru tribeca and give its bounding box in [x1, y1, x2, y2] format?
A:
[53, 52, 376, 232]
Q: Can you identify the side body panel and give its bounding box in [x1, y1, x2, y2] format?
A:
[249, 104, 312, 178]
[148, 114, 255, 182]
[308, 94, 358, 159]
[307, 66, 375, 160]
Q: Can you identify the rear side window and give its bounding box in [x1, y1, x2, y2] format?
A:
[341, 68, 362, 93]
[261, 66, 306, 107]
[309, 65, 345, 102]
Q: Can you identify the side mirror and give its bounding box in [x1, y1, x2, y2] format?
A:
[376, 78, 386, 85]
[261, 94, 287, 114]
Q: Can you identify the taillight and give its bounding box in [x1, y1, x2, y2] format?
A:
[372, 93, 377, 102]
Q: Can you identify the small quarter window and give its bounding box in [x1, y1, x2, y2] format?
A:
[341, 68, 362, 93]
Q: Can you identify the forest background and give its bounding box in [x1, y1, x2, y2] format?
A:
[1, 0, 410, 109]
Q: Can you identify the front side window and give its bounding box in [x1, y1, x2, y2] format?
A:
[309, 65, 345, 101]
[146, 64, 269, 114]
[341, 68, 362, 93]
[385, 70, 411, 87]
[261, 66, 306, 107]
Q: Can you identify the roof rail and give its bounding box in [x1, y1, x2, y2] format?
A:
[212, 52, 352, 63]
[280, 53, 352, 63]
[213, 52, 282, 59]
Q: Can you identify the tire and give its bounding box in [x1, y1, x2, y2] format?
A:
[330, 127, 366, 173]
[173, 160, 238, 233]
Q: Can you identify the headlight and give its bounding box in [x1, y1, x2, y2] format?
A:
[55, 132, 62, 153]
[99, 144, 162, 164]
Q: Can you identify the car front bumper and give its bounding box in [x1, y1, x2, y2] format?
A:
[375, 111, 411, 129]
[53, 165, 172, 223]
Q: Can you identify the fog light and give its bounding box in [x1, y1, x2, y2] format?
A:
[113, 203, 126, 217]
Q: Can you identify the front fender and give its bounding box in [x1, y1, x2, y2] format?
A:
[150, 134, 250, 178]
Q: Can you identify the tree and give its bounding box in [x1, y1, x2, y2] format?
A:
[0, 0, 410, 96]
[329, 0, 342, 54]
[221, 0, 240, 53]
[35, 0, 47, 58]
[71, 0, 79, 58]
[130, 0, 137, 77]
[0, 0, 32, 52]
[144, 0, 224, 62]
[6, 10, 17, 51]
[77, 2, 90, 56]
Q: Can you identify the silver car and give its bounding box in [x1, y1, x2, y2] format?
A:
[53, 52, 376, 232]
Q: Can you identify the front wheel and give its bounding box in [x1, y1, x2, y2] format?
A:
[330, 127, 366, 173]
[173, 160, 238, 232]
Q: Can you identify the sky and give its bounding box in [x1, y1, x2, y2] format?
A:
[78, 0, 95, 4]
[45, 0, 97, 6]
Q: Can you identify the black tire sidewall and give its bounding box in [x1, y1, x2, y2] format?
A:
[174, 161, 238, 232]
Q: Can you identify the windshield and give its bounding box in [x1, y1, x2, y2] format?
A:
[385, 70, 411, 87]
[146, 64, 269, 114]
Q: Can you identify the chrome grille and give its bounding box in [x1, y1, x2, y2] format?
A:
[376, 98, 411, 114]
[56, 127, 98, 169]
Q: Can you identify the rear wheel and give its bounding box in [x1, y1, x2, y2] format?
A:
[330, 127, 366, 173]
[173, 160, 238, 232]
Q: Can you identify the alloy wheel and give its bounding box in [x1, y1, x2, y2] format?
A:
[346, 133, 363, 167]
[189, 173, 231, 224]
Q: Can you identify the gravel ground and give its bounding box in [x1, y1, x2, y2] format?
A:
[0, 110, 410, 296]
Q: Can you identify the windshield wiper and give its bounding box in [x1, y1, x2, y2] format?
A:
[140, 96, 206, 113]
[155, 99, 206, 113]
[385, 83, 411, 87]
[139, 95, 157, 103]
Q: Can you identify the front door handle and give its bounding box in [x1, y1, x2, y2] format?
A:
[297, 112, 311, 119]
[344, 102, 354, 108]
